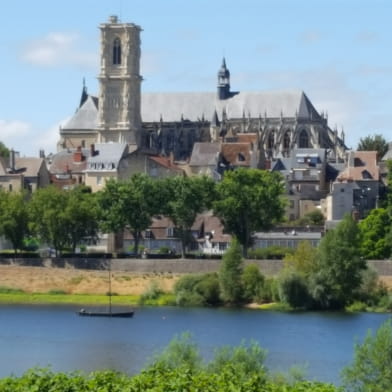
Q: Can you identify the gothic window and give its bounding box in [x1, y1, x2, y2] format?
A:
[299, 129, 309, 148]
[283, 131, 290, 149]
[113, 38, 121, 65]
[268, 131, 275, 149]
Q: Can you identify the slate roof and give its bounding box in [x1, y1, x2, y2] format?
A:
[86, 143, 129, 171]
[62, 95, 99, 130]
[61, 89, 321, 131]
[189, 142, 220, 167]
[141, 90, 320, 122]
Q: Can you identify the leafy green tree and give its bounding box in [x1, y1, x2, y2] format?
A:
[0, 141, 9, 158]
[242, 263, 265, 303]
[0, 191, 29, 254]
[283, 240, 317, 277]
[342, 320, 392, 392]
[28, 186, 70, 256]
[311, 214, 366, 309]
[162, 175, 216, 257]
[64, 187, 99, 252]
[97, 174, 160, 254]
[359, 208, 392, 259]
[357, 133, 388, 162]
[214, 168, 285, 256]
[29, 186, 99, 255]
[219, 237, 244, 304]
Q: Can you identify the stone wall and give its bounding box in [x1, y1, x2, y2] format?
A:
[1, 257, 391, 276]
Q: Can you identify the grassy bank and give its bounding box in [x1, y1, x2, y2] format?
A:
[0, 288, 176, 306]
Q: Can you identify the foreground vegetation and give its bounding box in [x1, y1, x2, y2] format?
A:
[1, 320, 392, 391]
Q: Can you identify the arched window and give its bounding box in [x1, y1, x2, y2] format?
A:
[283, 131, 290, 149]
[268, 131, 275, 149]
[113, 38, 121, 65]
[299, 129, 309, 148]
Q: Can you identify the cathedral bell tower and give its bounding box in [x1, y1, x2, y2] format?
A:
[217, 57, 231, 100]
[97, 15, 142, 145]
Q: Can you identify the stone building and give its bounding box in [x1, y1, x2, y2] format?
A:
[58, 15, 346, 169]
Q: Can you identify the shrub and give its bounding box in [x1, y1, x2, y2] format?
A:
[259, 277, 280, 303]
[150, 332, 202, 372]
[242, 263, 265, 303]
[341, 320, 392, 392]
[278, 269, 312, 309]
[139, 281, 164, 304]
[209, 340, 267, 380]
[248, 246, 293, 260]
[174, 273, 221, 306]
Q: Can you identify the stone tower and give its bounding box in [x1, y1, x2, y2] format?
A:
[97, 15, 142, 145]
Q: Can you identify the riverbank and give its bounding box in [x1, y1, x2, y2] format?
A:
[0, 265, 179, 305]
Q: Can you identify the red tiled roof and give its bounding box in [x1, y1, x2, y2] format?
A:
[221, 143, 252, 166]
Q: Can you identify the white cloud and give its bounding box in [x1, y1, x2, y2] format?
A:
[0, 120, 32, 148]
[20, 32, 97, 69]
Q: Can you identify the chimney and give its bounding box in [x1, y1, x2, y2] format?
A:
[9, 149, 15, 173]
[73, 146, 83, 163]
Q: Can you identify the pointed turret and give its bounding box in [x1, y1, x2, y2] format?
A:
[217, 57, 231, 100]
[79, 78, 88, 108]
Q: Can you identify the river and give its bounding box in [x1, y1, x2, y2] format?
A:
[0, 304, 390, 384]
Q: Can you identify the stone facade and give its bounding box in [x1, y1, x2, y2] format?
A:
[58, 16, 347, 166]
[97, 15, 142, 145]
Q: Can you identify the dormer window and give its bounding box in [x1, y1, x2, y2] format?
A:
[113, 38, 121, 65]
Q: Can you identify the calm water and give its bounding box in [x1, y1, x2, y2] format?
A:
[0, 305, 390, 383]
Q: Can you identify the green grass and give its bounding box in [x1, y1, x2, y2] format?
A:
[258, 302, 292, 311]
[0, 292, 140, 305]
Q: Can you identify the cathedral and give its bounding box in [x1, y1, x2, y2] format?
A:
[58, 15, 346, 164]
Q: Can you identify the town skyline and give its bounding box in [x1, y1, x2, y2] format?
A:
[1, 0, 391, 157]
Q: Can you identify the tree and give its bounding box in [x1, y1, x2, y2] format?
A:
[341, 320, 392, 392]
[214, 168, 285, 256]
[311, 214, 366, 309]
[283, 240, 317, 277]
[0, 191, 29, 254]
[64, 187, 99, 252]
[29, 186, 98, 255]
[219, 237, 244, 304]
[357, 133, 388, 162]
[359, 208, 392, 259]
[28, 186, 70, 256]
[0, 141, 9, 158]
[97, 174, 160, 254]
[162, 175, 216, 257]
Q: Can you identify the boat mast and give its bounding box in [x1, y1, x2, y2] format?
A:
[108, 258, 112, 315]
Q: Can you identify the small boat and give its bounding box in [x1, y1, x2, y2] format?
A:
[77, 259, 134, 318]
[77, 309, 134, 318]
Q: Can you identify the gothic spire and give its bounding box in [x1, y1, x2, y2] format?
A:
[79, 78, 88, 108]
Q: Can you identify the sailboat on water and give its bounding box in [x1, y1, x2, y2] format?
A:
[77, 258, 134, 318]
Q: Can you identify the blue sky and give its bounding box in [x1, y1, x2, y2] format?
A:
[1, 0, 391, 156]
